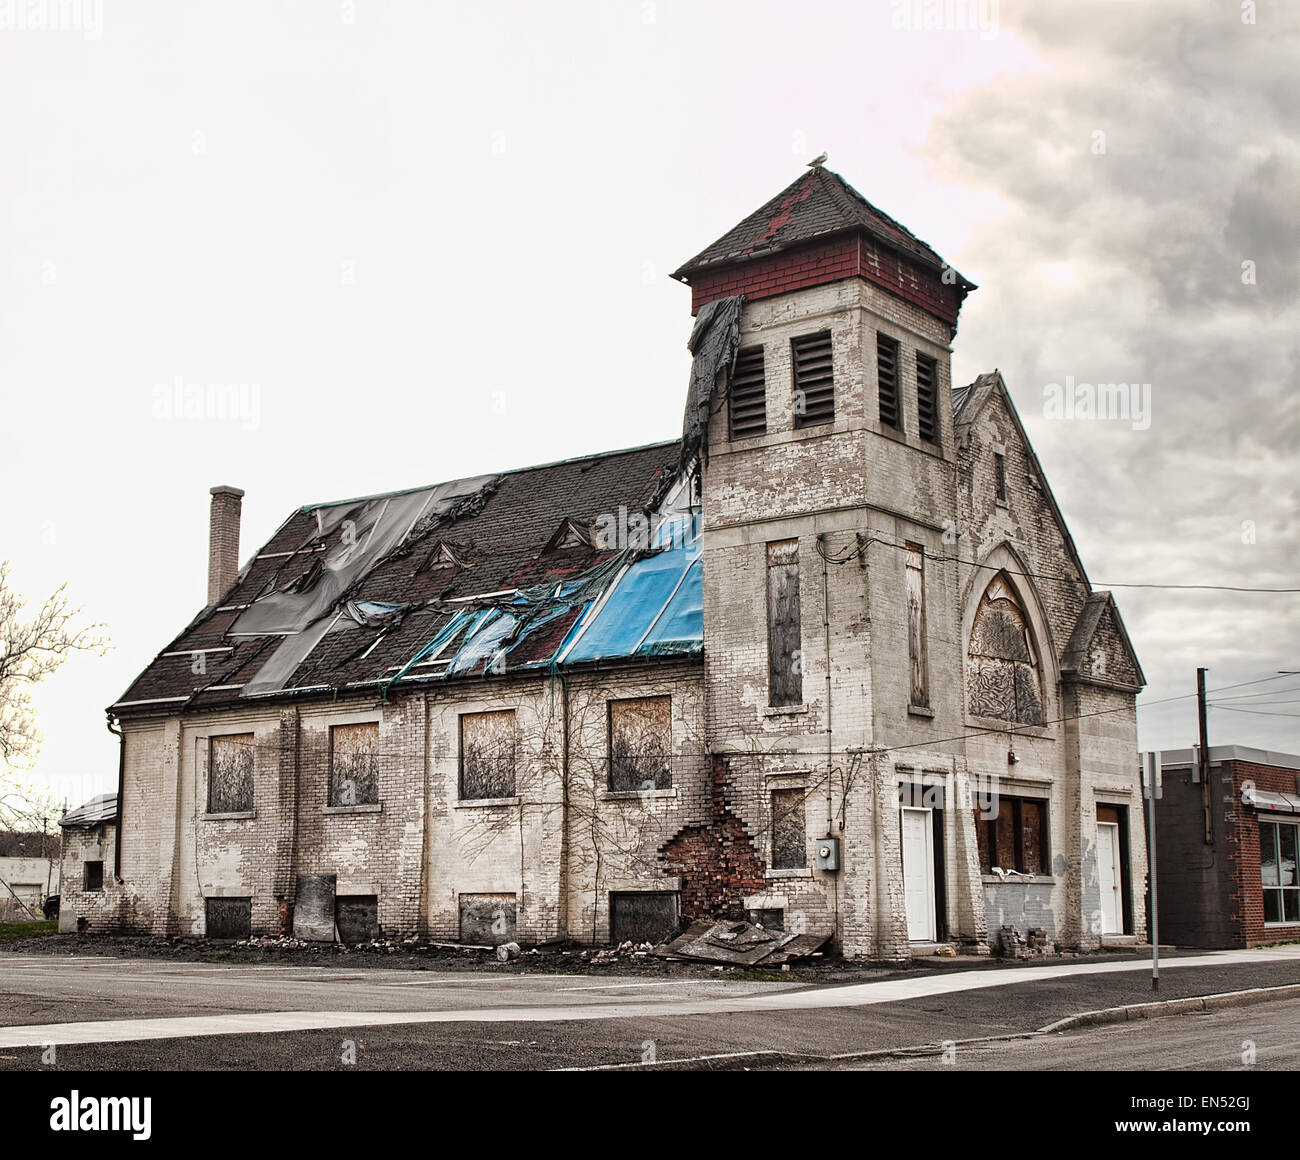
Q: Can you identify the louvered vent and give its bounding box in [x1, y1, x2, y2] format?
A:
[728, 346, 767, 440]
[877, 334, 900, 430]
[916, 353, 939, 444]
[792, 331, 834, 429]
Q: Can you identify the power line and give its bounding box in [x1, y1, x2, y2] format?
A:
[1207, 687, 1300, 702]
[1209, 706, 1300, 718]
[816, 530, 1300, 593]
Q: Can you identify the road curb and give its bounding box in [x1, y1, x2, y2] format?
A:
[564, 985, 1300, 1070]
[1037, 983, 1300, 1034]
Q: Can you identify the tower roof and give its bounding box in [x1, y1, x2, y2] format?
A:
[671, 166, 972, 288]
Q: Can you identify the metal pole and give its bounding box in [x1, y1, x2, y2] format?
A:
[1146, 765, 1159, 992]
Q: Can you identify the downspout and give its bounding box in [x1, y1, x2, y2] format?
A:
[819, 533, 840, 947]
[106, 712, 124, 883]
[557, 672, 572, 940]
[819, 535, 833, 834]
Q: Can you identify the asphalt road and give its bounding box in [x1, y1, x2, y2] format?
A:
[816, 997, 1300, 1071]
[3, 947, 1300, 1070]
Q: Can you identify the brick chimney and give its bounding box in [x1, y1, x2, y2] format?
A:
[207, 485, 245, 606]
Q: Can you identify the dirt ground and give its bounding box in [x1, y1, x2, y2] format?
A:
[0, 926, 1155, 984]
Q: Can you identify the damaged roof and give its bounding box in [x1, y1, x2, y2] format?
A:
[60, 793, 119, 829]
[671, 166, 973, 287]
[112, 440, 701, 716]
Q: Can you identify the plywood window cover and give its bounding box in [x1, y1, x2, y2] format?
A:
[460, 709, 518, 800]
[967, 574, 1044, 726]
[976, 795, 1048, 875]
[330, 722, 380, 806]
[209, 733, 255, 814]
[767, 539, 802, 708]
[905, 543, 929, 710]
[608, 695, 673, 792]
[771, 787, 807, 870]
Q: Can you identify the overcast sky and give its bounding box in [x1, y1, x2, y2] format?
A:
[2, 0, 1296, 813]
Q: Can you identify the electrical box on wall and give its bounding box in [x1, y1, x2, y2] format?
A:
[815, 837, 840, 871]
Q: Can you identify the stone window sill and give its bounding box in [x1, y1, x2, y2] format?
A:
[454, 796, 520, 809]
[601, 788, 677, 802]
[908, 704, 935, 718]
[981, 873, 1055, 885]
[323, 803, 382, 815]
[767, 868, 813, 879]
[204, 810, 255, 821]
[764, 703, 809, 717]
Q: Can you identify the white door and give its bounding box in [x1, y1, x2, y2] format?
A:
[1097, 822, 1122, 934]
[901, 807, 936, 941]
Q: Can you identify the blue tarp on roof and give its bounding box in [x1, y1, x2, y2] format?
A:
[564, 517, 701, 664]
[382, 516, 703, 689]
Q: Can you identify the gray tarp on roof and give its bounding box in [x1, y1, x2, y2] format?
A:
[680, 295, 743, 471]
[231, 475, 497, 695]
[59, 793, 118, 829]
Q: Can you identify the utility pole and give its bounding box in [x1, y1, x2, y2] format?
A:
[1197, 667, 1212, 843]
[1142, 751, 1161, 992]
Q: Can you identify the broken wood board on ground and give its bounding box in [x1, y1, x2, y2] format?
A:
[655, 919, 830, 966]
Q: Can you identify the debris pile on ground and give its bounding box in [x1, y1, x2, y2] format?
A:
[237, 935, 311, 950]
[999, 925, 1052, 960]
[654, 919, 830, 967]
[564, 940, 655, 965]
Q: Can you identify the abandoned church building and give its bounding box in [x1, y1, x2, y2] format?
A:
[66, 166, 1149, 960]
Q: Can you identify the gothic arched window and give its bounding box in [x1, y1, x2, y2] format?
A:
[967, 574, 1044, 725]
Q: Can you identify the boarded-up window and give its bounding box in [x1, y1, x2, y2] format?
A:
[967, 574, 1044, 725]
[916, 353, 939, 444]
[209, 733, 254, 814]
[610, 892, 678, 945]
[877, 334, 900, 430]
[609, 696, 672, 791]
[206, 897, 252, 939]
[335, 895, 380, 943]
[460, 710, 517, 799]
[905, 544, 929, 709]
[771, 788, 807, 870]
[792, 331, 834, 428]
[459, 893, 517, 946]
[329, 722, 379, 806]
[767, 540, 802, 707]
[83, 860, 103, 892]
[728, 346, 767, 440]
[976, 796, 1047, 874]
[292, 874, 336, 942]
[994, 451, 1007, 502]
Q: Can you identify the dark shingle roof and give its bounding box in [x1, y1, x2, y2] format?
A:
[60, 793, 118, 829]
[112, 441, 689, 714]
[672, 166, 968, 283]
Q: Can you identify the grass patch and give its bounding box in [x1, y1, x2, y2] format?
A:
[0, 920, 58, 942]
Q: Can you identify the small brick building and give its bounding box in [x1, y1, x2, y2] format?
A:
[67, 166, 1149, 959]
[56, 793, 120, 932]
[1148, 746, 1300, 948]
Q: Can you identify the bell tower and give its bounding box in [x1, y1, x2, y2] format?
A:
[672, 165, 978, 958]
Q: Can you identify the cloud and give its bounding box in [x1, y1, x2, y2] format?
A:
[926, 0, 1300, 748]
